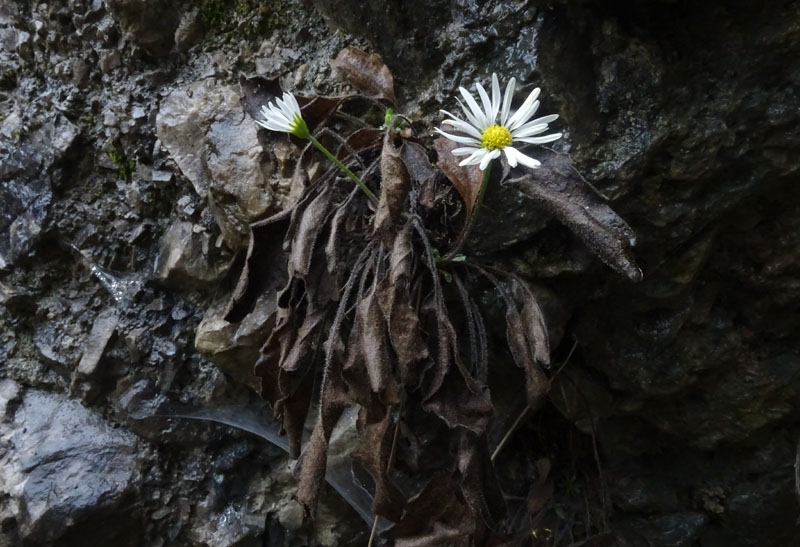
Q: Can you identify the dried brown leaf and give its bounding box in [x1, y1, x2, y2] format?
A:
[296, 95, 346, 131]
[254, 279, 324, 456]
[331, 47, 397, 103]
[295, 404, 345, 518]
[457, 432, 507, 530]
[384, 474, 475, 545]
[413, 219, 493, 434]
[504, 279, 550, 408]
[357, 287, 398, 401]
[526, 458, 554, 514]
[224, 217, 288, 323]
[289, 183, 335, 278]
[505, 149, 642, 282]
[421, 299, 493, 435]
[325, 190, 357, 272]
[239, 75, 282, 121]
[435, 136, 483, 215]
[401, 142, 437, 185]
[472, 266, 550, 409]
[225, 163, 308, 322]
[343, 265, 401, 405]
[353, 407, 405, 519]
[381, 224, 429, 388]
[374, 134, 412, 245]
[343, 127, 383, 159]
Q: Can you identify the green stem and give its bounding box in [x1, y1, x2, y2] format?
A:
[440, 160, 493, 263]
[307, 135, 378, 205]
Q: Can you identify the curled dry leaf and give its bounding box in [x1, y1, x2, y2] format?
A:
[288, 182, 335, 278]
[353, 406, 405, 520]
[435, 136, 483, 215]
[505, 148, 643, 282]
[457, 431, 507, 530]
[239, 74, 283, 121]
[473, 265, 550, 409]
[380, 224, 429, 389]
[374, 133, 412, 245]
[526, 457, 554, 514]
[384, 474, 476, 546]
[331, 46, 397, 103]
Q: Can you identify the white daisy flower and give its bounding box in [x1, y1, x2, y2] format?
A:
[256, 91, 310, 139]
[436, 73, 562, 170]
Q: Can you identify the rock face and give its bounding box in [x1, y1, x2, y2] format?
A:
[103, 0, 181, 56]
[156, 80, 274, 249]
[1, 0, 798, 545]
[0, 382, 144, 546]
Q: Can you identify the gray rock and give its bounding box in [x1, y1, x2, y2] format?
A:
[154, 219, 232, 289]
[0, 385, 145, 545]
[0, 148, 51, 270]
[195, 293, 275, 390]
[174, 8, 204, 54]
[103, 0, 179, 56]
[74, 307, 119, 379]
[156, 80, 273, 249]
[0, 113, 77, 270]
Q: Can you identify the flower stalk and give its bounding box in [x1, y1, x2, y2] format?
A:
[440, 160, 493, 263]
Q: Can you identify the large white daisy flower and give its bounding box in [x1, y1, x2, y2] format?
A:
[256, 91, 310, 139]
[436, 73, 562, 170]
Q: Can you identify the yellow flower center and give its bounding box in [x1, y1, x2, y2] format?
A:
[480, 124, 513, 151]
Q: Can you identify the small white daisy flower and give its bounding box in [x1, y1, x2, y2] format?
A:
[256, 91, 310, 139]
[436, 73, 562, 170]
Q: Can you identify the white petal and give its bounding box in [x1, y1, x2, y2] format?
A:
[512, 114, 559, 138]
[491, 74, 501, 122]
[507, 87, 541, 130]
[460, 87, 490, 129]
[440, 111, 482, 139]
[505, 146, 541, 168]
[262, 104, 292, 127]
[503, 146, 518, 168]
[527, 113, 558, 126]
[500, 77, 515, 125]
[276, 96, 297, 121]
[451, 146, 481, 156]
[456, 98, 483, 129]
[516, 132, 562, 145]
[479, 149, 501, 170]
[440, 108, 466, 122]
[261, 112, 291, 131]
[475, 81, 494, 126]
[459, 148, 488, 166]
[512, 123, 549, 139]
[259, 118, 290, 132]
[266, 113, 292, 130]
[284, 92, 301, 115]
[435, 127, 482, 145]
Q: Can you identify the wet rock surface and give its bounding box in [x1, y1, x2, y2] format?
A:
[0, 382, 143, 546]
[0, 0, 798, 545]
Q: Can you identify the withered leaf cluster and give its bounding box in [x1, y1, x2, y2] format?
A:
[226, 52, 638, 545]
